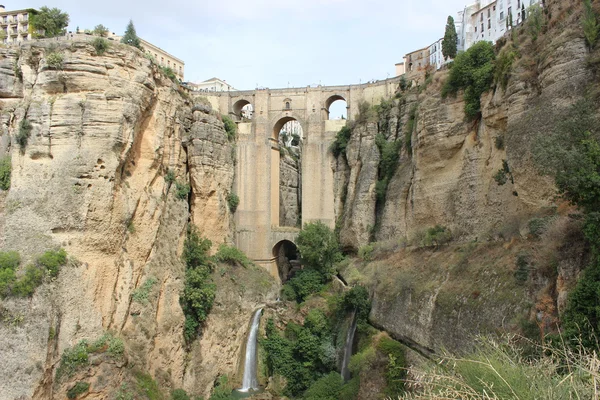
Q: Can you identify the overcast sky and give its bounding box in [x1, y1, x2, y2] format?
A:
[20, 0, 468, 90]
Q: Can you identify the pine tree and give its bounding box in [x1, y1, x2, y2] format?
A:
[121, 20, 141, 49]
[442, 16, 458, 61]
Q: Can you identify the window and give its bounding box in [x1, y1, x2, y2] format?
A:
[500, 11, 504, 19]
[3, 16, 7, 23]
[517, 0, 520, 7]
[481, 23, 484, 32]
[487, 9, 491, 18]
[493, 5, 496, 10]
[481, 13, 483, 21]
[475, 25, 478, 32]
[488, 19, 491, 29]
[285, 102, 290, 109]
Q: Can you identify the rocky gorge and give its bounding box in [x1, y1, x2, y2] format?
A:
[0, 0, 598, 398]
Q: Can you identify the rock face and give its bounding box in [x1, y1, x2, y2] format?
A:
[279, 151, 301, 228]
[0, 39, 265, 400]
[333, 0, 593, 353]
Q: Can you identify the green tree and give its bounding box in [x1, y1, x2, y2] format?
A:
[30, 7, 69, 38]
[121, 20, 141, 49]
[442, 16, 458, 60]
[93, 24, 109, 37]
[441, 41, 495, 120]
[296, 221, 343, 277]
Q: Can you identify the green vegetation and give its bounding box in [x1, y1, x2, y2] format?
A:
[402, 336, 599, 399]
[378, 336, 406, 396]
[405, 104, 417, 155]
[297, 221, 343, 277]
[421, 225, 452, 248]
[493, 159, 513, 186]
[171, 389, 190, 400]
[213, 244, 253, 268]
[0, 156, 11, 190]
[160, 66, 177, 82]
[92, 37, 109, 55]
[46, 51, 64, 70]
[226, 193, 239, 213]
[284, 269, 327, 303]
[132, 277, 158, 304]
[30, 7, 69, 38]
[121, 20, 142, 49]
[330, 125, 352, 157]
[442, 16, 458, 60]
[532, 99, 600, 350]
[514, 253, 531, 283]
[175, 181, 190, 200]
[222, 115, 237, 141]
[0, 249, 67, 298]
[56, 333, 125, 382]
[304, 372, 343, 400]
[494, 44, 518, 90]
[358, 244, 374, 261]
[93, 24, 109, 37]
[375, 133, 402, 203]
[526, 4, 545, 42]
[208, 375, 235, 400]
[165, 169, 176, 184]
[135, 371, 163, 400]
[180, 228, 216, 344]
[67, 382, 90, 399]
[442, 41, 495, 120]
[17, 118, 33, 150]
[583, 0, 599, 49]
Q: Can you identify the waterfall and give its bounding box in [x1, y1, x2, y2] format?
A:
[239, 308, 263, 392]
[341, 310, 358, 382]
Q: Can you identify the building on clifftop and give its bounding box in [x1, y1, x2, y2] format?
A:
[0, 5, 39, 44]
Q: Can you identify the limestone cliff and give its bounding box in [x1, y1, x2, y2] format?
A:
[334, 0, 592, 352]
[0, 39, 272, 400]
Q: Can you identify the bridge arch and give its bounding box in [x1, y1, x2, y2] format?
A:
[233, 99, 253, 120]
[272, 240, 300, 283]
[324, 94, 348, 120]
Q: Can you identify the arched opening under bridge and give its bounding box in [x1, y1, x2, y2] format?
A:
[272, 240, 300, 283]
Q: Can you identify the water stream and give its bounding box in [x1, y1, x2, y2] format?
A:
[238, 308, 263, 392]
[341, 309, 358, 382]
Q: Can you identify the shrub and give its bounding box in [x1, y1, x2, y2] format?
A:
[135, 371, 163, 400]
[0, 156, 11, 190]
[11, 264, 45, 297]
[514, 253, 531, 283]
[226, 193, 239, 213]
[175, 181, 190, 200]
[493, 159, 513, 186]
[494, 44, 518, 90]
[181, 228, 215, 343]
[405, 104, 418, 154]
[171, 389, 190, 400]
[92, 37, 108, 55]
[358, 244, 374, 261]
[0, 251, 19, 297]
[46, 51, 64, 70]
[285, 269, 326, 303]
[160, 66, 177, 82]
[378, 336, 406, 396]
[222, 115, 237, 141]
[132, 277, 158, 303]
[297, 221, 343, 277]
[93, 24, 108, 37]
[304, 372, 343, 400]
[399, 75, 408, 91]
[494, 135, 505, 150]
[583, 0, 599, 49]
[209, 375, 235, 400]
[55, 341, 89, 381]
[441, 41, 495, 120]
[164, 169, 176, 184]
[17, 118, 33, 150]
[67, 381, 90, 399]
[213, 244, 252, 268]
[121, 20, 142, 49]
[343, 285, 371, 320]
[421, 225, 452, 248]
[375, 133, 402, 202]
[330, 125, 352, 157]
[37, 248, 67, 278]
[526, 4, 546, 42]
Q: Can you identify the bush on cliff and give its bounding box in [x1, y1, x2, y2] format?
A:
[442, 41, 495, 120]
[180, 227, 216, 343]
[297, 221, 343, 277]
[0, 156, 11, 190]
[222, 115, 237, 141]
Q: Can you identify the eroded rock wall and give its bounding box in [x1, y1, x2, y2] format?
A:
[0, 39, 258, 400]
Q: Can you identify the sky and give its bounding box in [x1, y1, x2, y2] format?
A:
[19, 0, 468, 90]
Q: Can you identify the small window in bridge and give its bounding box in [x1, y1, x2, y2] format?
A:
[285, 102, 290, 109]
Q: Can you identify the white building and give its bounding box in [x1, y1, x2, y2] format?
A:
[429, 38, 445, 70]
[186, 77, 236, 93]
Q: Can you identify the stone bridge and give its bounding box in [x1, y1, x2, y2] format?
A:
[205, 76, 402, 278]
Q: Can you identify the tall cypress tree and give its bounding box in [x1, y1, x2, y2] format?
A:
[442, 16, 458, 60]
[121, 20, 141, 49]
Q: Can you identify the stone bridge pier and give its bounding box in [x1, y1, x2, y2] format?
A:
[205, 77, 401, 279]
